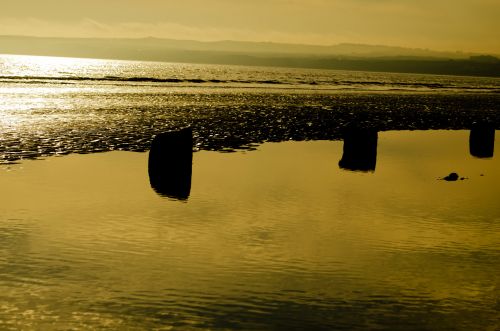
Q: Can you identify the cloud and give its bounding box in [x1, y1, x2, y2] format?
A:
[0, 0, 499, 54]
[0, 17, 345, 44]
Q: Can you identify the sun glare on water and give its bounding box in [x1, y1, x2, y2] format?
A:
[1, 54, 111, 77]
[0, 55, 115, 126]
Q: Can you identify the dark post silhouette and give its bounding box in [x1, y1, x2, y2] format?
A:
[148, 127, 193, 200]
[338, 127, 378, 172]
[469, 124, 495, 158]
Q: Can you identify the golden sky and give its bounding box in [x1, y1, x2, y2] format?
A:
[1, 0, 499, 53]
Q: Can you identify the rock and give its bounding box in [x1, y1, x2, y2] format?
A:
[443, 172, 459, 181]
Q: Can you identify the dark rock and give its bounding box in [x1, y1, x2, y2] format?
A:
[443, 172, 459, 181]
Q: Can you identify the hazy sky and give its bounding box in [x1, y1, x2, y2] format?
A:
[1, 0, 499, 53]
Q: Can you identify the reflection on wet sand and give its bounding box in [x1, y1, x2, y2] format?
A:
[470, 124, 495, 158]
[338, 127, 378, 172]
[148, 127, 193, 200]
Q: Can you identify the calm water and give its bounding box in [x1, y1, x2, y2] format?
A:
[0, 130, 498, 330]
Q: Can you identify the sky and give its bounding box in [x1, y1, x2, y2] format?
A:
[1, 0, 499, 54]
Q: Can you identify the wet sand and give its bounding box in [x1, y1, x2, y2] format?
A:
[1, 92, 500, 163]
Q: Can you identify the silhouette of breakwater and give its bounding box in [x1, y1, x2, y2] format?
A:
[147, 126, 496, 200]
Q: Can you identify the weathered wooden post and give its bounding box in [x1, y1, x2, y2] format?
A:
[469, 123, 495, 158]
[338, 127, 378, 172]
[148, 127, 193, 200]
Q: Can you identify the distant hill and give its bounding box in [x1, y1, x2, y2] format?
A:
[0, 35, 477, 59]
[1, 35, 499, 77]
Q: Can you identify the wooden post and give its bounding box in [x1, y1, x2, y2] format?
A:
[148, 127, 193, 200]
[470, 124, 495, 158]
[338, 127, 378, 172]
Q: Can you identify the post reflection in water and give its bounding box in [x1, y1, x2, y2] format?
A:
[148, 127, 193, 200]
[469, 124, 495, 158]
[338, 127, 378, 172]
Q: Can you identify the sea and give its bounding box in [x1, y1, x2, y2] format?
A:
[0, 54, 499, 330]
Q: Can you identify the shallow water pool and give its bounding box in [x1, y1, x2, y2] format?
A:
[0, 130, 498, 330]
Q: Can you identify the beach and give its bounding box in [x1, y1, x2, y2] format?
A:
[1, 55, 500, 329]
